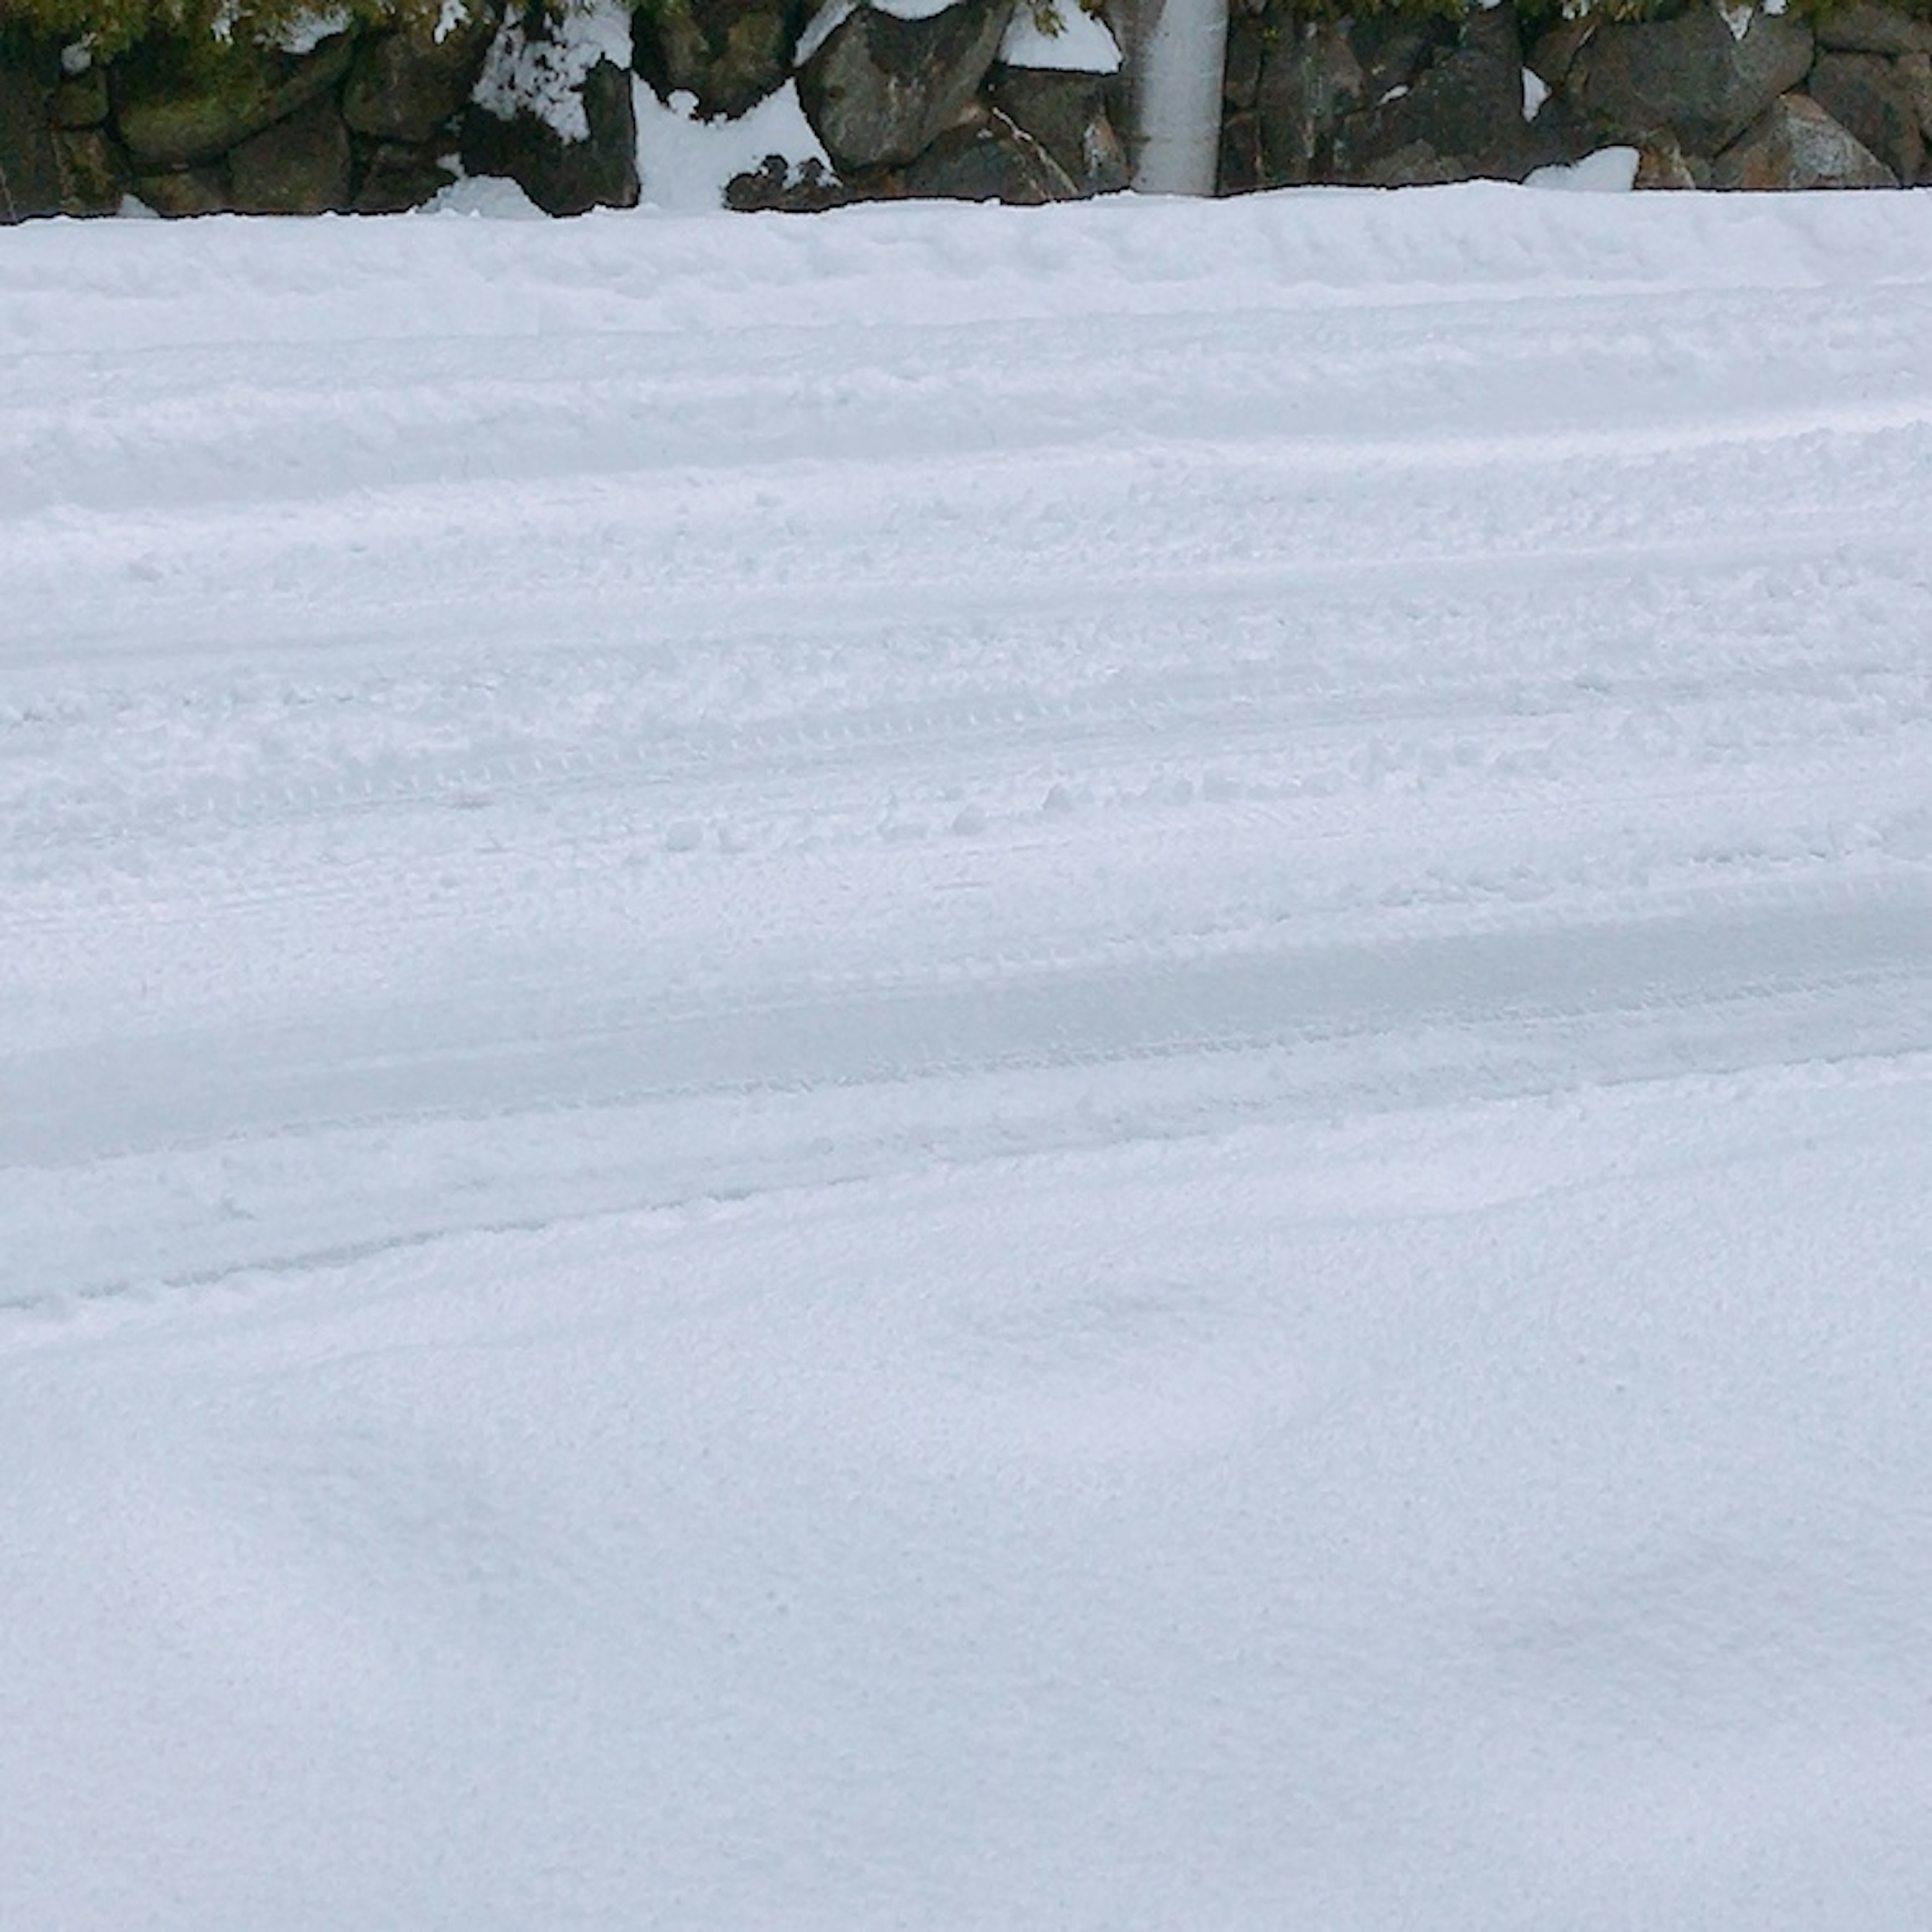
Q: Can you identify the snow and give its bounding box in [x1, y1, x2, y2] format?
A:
[795, 0, 856, 66]
[999, 2, 1122, 74]
[634, 80, 831, 211]
[1527, 144, 1640, 191]
[4, 185, 1932, 1930]
[794, 0, 976, 64]
[273, 6, 351, 53]
[472, 0, 633, 143]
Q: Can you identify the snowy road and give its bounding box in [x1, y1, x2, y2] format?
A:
[3, 189, 1931, 1928]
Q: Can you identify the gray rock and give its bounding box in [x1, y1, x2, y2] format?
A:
[899, 103, 1079, 200]
[1711, 90, 1899, 187]
[1814, 2, 1932, 57]
[989, 65, 1128, 194]
[796, 0, 1014, 172]
[1634, 129, 1707, 189]
[229, 92, 354, 213]
[1568, 4, 1813, 155]
[1252, 14, 1363, 186]
[0, 41, 63, 223]
[1808, 49, 1923, 183]
[1525, 14, 1595, 90]
[1222, 0, 1264, 116]
[113, 30, 356, 168]
[462, 57, 640, 214]
[1348, 11, 1453, 107]
[353, 139, 456, 213]
[635, 0, 807, 121]
[1333, 8, 1560, 185]
[132, 162, 231, 217]
[344, 5, 500, 145]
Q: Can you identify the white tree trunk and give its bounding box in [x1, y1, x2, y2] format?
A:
[1120, 0, 1229, 196]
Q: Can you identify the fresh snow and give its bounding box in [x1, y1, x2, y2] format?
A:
[472, 0, 633, 143]
[794, 0, 983, 69]
[999, 2, 1123, 74]
[633, 80, 831, 211]
[273, 6, 352, 54]
[1527, 143, 1640, 191]
[3, 185, 1931, 1930]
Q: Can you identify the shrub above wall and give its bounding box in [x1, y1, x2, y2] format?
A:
[4, 0, 1932, 223]
[4, 0, 463, 59]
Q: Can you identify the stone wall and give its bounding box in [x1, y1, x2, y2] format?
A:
[4, 0, 1931, 223]
[2, 8, 509, 218]
[1223, 0, 1932, 191]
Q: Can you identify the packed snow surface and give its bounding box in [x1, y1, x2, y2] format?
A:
[4, 187, 1931, 1929]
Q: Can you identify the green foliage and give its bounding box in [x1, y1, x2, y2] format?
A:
[3, 0, 482, 60]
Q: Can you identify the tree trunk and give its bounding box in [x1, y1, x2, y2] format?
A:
[1117, 0, 1228, 194]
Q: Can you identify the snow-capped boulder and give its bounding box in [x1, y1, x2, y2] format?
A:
[1711, 90, 1898, 188]
[795, 0, 1015, 172]
[634, 0, 809, 121]
[463, 54, 640, 212]
[984, 0, 1122, 194]
[1566, 4, 1813, 156]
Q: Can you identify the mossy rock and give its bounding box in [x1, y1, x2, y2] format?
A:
[132, 159, 231, 215]
[634, 0, 807, 122]
[1, 31, 65, 222]
[56, 124, 131, 211]
[352, 138, 456, 212]
[112, 27, 355, 167]
[52, 66, 111, 127]
[229, 90, 353, 210]
[344, 5, 499, 144]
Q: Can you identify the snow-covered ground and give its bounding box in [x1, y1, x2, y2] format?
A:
[3, 187, 1930, 1928]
